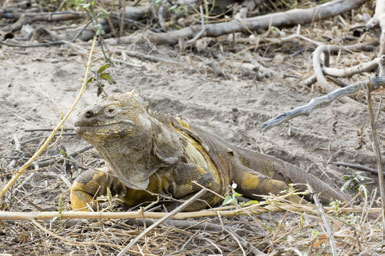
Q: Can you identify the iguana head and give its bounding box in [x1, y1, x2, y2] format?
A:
[75, 92, 154, 190]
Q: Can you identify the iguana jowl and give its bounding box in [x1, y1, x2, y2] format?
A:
[71, 93, 351, 211]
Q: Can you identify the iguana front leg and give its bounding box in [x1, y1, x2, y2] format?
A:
[166, 162, 225, 211]
[70, 169, 126, 211]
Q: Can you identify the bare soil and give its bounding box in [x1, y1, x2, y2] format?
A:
[1, 3, 385, 255]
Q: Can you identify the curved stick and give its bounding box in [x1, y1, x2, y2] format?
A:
[312, 44, 379, 92]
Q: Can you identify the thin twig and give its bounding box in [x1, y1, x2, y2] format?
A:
[122, 50, 182, 64]
[158, 0, 167, 31]
[307, 184, 338, 256]
[223, 227, 246, 256]
[35, 145, 93, 168]
[187, 5, 205, 44]
[24, 128, 74, 132]
[366, 81, 385, 237]
[71, 20, 92, 42]
[117, 189, 207, 256]
[332, 162, 381, 175]
[20, 132, 77, 145]
[225, 226, 265, 255]
[0, 40, 66, 48]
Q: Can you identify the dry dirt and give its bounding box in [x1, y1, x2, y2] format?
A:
[1, 6, 385, 255]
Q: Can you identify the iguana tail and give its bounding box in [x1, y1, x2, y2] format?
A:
[237, 148, 352, 203]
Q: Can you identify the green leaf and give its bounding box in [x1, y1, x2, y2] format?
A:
[97, 64, 110, 74]
[222, 195, 234, 206]
[80, 3, 91, 9]
[169, 5, 177, 11]
[59, 149, 68, 158]
[246, 200, 259, 205]
[100, 73, 116, 84]
[233, 191, 242, 197]
[86, 76, 95, 85]
[95, 23, 105, 36]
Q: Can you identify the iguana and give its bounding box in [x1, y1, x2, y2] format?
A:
[70, 93, 351, 211]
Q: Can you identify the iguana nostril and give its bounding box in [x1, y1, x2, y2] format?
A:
[85, 110, 94, 118]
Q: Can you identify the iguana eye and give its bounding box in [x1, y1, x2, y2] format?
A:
[105, 105, 119, 117]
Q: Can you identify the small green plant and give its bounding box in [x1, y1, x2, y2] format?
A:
[86, 64, 116, 98]
[312, 229, 319, 237]
[168, 4, 188, 16]
[341, 171, 371, 194]
[329, 200, 341, 211]
[222, 183, 242, 206]
[77, 0, 96, 12]
[57, 0, 88, 11]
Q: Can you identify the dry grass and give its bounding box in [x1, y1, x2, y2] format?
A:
[1, 133, 384, 255]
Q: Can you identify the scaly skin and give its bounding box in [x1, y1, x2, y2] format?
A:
[70, 93, 351, 211]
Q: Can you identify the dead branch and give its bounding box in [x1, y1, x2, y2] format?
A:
[120, 5, 151, 20]
[0, 39, 65, 47]
[367, 0, 385, 57]
[260, 76, 385, 131]
[106, 0, 369, 45]
[0, 11, 87, 33]
[332, 162, 380, 175]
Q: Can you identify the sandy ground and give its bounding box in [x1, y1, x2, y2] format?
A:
[0, 16, 384, 254]
[0, 39, 380, 189]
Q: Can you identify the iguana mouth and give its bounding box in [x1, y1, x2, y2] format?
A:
[75, 124, 116, 131]
[75, 120, 129, 131]
[75, 125, 116, 135]
[75, 119, 134, 129]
